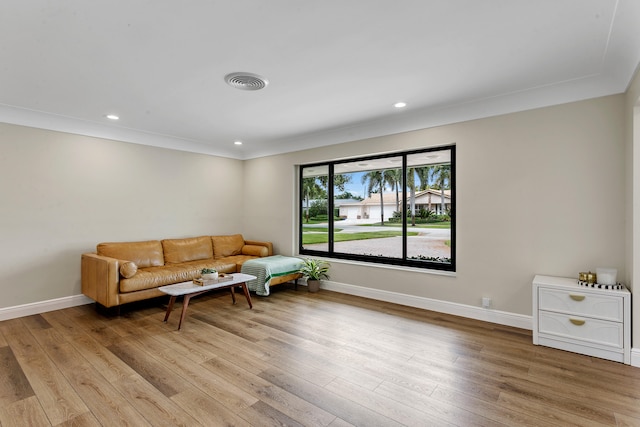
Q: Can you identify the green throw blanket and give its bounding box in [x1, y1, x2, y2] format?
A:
[241, 255, 304, 296]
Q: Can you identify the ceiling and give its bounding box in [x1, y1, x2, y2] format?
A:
[1, 1, 639, 160]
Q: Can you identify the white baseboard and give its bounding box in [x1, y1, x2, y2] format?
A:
[0, 294, 93, 322]
[320, 280, 533, 330]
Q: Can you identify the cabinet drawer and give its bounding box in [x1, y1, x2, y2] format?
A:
[538, 311, 623, 348]
[538, 287, 623, 321]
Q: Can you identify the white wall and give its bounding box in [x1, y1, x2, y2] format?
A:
[625, 67, 640, 347]
[244, 95, 626, 317]
[0, 123, 245, 309]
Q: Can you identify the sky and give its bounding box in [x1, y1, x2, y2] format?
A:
[342, 172, 366, 198]
[333, 168, 445, 198]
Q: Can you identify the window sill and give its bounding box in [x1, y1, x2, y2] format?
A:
[297, 254, 457, 277]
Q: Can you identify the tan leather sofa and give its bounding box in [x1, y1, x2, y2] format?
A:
[81, 234, 273, 308]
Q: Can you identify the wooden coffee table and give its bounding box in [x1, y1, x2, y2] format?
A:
[158, 273, 256, 330]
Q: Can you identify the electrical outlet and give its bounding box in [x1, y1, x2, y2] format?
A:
[482, 297, 491, 309]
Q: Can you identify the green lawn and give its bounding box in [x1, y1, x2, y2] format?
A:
[302, 230, 418, 245]
[302, 226, 343, 232]
[302, 218, 344, 225]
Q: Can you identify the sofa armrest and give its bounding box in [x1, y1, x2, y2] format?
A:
[243, 240, 273, 256]
[81, 253, 121, 308]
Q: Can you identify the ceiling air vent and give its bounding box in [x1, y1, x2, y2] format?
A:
[224, 72, 269, 91]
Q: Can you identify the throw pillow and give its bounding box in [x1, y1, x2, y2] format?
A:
[241, 245, 269, 257]
[120, 261, 138, 278]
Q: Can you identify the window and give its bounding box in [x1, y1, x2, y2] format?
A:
[299, 145, 455, 272]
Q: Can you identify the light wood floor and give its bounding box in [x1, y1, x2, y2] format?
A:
[1, 286, 639, 426]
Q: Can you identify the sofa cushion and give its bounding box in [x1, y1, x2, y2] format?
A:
[162, 236, 213, 264]
[119, 260, 238, 293]
[241, 244, 269, 257]
[178, 259, 238, 274]
[119, 261, 138, 278]
[97, 240, 164, 268]
[120, 265, 194, 293]
[212, 234, 245, 259]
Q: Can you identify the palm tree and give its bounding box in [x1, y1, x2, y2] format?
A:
[406, 167, 417, 226]
[318, 174, 351, 193]
[415, 165, 434, 213]
[384, 169, 402, 213]
[415, 166, 432, 191]
[302, 177, 323, 223]
[431, 164, 451, 214]
[361, 170, 386, 225]
[426, 165, 442, 211]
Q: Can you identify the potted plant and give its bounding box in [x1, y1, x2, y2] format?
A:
[299, 258, 330, 292]
[201, 267, 218, 280]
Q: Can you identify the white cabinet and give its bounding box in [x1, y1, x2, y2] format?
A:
[532, 275, 631, 364]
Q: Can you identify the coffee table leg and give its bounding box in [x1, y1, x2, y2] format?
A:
[241, 282, 253, 309]
[177, 294, 194, 331]
[164, 296, 177, 323]
[230, 286, 237, 304]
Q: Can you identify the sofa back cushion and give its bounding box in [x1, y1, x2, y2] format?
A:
[162, 236, 213, 264]
[241, 244, 269, 257]
[97, 240, 164, 268]
[212, 234, 245, 259]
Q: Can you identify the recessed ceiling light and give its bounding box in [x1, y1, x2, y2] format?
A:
[106, 114, 119, 120]
[394, 102, 407, 108]
[234, 141, 243, 146]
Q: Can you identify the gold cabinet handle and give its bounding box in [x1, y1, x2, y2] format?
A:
[569, 294, 585, 302]
[570, 318, 585, 326]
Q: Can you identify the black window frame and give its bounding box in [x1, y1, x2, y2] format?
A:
[298, 145, 456, 272]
